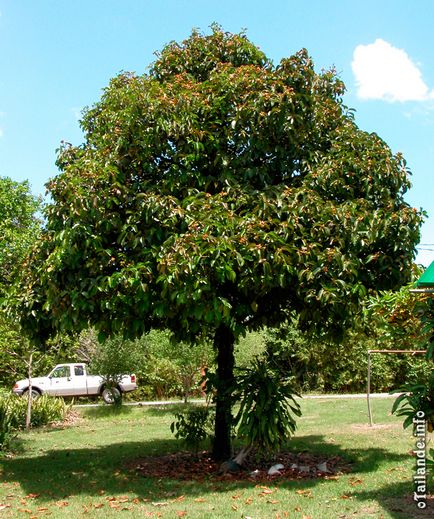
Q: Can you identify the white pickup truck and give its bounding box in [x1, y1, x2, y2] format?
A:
[13, 363, 137, 404]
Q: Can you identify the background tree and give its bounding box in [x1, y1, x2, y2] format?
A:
[264, 278, 431, 394]
[0, 177, 43, 387]
[138, 330, 214, 402]
[12, 26, 423, 460]
[0, 177, 42, 293]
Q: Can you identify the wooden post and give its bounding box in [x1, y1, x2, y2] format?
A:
[366, 349, 426, 427]
[367, 350, 373, 426]
[25, 351, 33, 430]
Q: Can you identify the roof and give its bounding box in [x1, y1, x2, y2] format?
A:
[417, 261, 434, 287]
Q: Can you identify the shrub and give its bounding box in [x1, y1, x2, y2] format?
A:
[0, 396, 14, 451]
[0, 392, 70, 450]
[171, 405, 214, 453]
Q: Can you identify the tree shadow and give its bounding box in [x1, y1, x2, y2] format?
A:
[348, 480, 433, 518]
[144, 401, 208, 417]
[79, 405, 135, 419]
[0, 435, 410, 503]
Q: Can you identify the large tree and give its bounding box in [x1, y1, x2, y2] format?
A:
[13, 27, 423, 459]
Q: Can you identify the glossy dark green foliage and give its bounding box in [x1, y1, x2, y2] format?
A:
[13, 27, 422, 343]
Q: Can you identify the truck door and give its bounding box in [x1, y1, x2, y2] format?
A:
[49, 365, 75, 396]
[71, 364, 88, 396]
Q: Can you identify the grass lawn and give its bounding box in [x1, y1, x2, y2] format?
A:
[0, 397, 432, 518]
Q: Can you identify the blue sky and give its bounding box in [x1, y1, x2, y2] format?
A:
[1, 0, 433, 265]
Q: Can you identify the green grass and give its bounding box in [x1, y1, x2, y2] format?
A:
[0, 397, 431, 518]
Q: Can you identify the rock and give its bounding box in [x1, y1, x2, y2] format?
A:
[268, 463, 284, 475]
[316, 461, 331, 473]
[290, 463, 299, 470]
[249, 469, 260, 478]
[220, 459, 242, 474]
[298, 465, 311, 473]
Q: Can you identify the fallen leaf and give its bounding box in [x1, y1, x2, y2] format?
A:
[232, 504, 238, 511]
[0, 504, 11, 510]
[176, 512, 187, 517]
[152, 502, 168, 507]
[25, 493, 40, 499]
[194, 498, 206, 502]
[295, 490, 312, 497]
[94, 503, 104, 509]
[55, 501, 69, 507]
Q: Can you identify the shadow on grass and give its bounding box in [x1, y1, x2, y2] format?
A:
[348, 480, 433, 519]
[80, 405, 135, 419]
[145, 401, 208, 417]
[1, 434, 410, 503]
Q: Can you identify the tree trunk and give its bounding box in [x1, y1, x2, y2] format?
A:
[212, 324, 235, 461]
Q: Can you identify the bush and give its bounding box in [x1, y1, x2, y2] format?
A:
[171, 405, 214, 453]
[0, 392, 70, 451]
[137, 330, 214, 401]
[0, 396, 15, 451]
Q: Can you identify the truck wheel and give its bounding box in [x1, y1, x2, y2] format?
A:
[23, 388, 41, 400]
[101, 387, 122, 404]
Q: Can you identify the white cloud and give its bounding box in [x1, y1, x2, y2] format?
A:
[0, 127, 3, 138]
[352, 39, 434, 102]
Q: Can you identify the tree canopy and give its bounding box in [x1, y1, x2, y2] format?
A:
[11, 26, 423, 459]
[0, 177, 42, 296]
